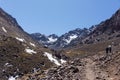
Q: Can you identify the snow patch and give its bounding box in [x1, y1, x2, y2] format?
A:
[25, 48, 37, 54]
[30, 42, 36, 47]
[44, 52, 61, 66]
[48, 37, 57, 43]
[4, 63, 13, 67]
[64, 35, 78, 44]
[5, 63, 9, 66]
[2, 27, 7, 33]
[8, 76, 16, 80]
[8, 75, 18, 80]
[15, 37, 25, 42]
[60, 59, 67, 64]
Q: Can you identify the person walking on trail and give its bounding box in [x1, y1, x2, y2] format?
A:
[106, 47, 109, 54]
[108, 45, 112, 53]
[105, 45, 112, 58]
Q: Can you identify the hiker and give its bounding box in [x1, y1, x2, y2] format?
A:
[106, 47, 109, 54]
[108, 45, 112, 53]
[106, 45, 112, 53]
[105, 45, 112, 58]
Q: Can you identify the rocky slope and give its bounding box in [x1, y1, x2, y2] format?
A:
[44, 50, 120, 80]
[18, 40, 120, 80]
[60, 9, 120, 59]
[18, 8, 120, 80]
[63, 8, 120, 51]
[0, 8, 67, 80]
[81, 8, 120, 45]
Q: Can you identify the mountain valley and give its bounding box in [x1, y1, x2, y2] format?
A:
[0, 7, 120, 80]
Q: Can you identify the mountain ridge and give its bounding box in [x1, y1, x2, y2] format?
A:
[31, 27, 96, 49]
[0, 7, 66, 80]
[31, 9, 120, 50]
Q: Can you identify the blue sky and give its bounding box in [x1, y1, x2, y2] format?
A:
[0, 0, 120, 36]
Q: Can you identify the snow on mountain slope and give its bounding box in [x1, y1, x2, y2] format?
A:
[64, 35, 78, 44]
[44, 52, 66, 66]
[51, 28, 90, 49]
[25, 48, 37, 54]
[30, 42, 36, 47]
[31, 33, 58, 46]
[15, 37, 25, 42]
[2, 27, 7, 33]
[8, 76, 18, 80]
[44, 52, 61, 66]
[31, 28, 91, 49]
[48, 36, 58, 43]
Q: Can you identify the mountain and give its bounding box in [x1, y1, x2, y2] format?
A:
[48, 34, 58, 43]
[1, 6, 120, 80]
[31, 33, 58, 47]
[60, 8, 120, 58]
[31, 33, 49, 45]
[30, 8, 120, 50]
[51, 28, 90, 49]
[18, 8, 120, 80]
[81, 8, 120, 45]
[47, 8, 120, 50]
[0, 8, 67, 80]
[63, 26, 97, 48]
[92, 8, 120, 34]
[31, 28, 92, 49]
[63, 8, 120, 51]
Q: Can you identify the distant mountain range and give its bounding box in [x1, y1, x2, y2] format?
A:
[31, 26, 96, 49]
[31, 33, 58, 46]
[31, 9, 120, 50]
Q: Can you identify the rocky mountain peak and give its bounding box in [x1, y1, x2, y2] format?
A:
[0, 8, 23, 31]
[31, 27, 91, 49]
[113, 8, 120, 16]
[92, 9, 120, 34]
[48, 34, 58, 39]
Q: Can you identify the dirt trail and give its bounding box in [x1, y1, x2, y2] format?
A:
[84, 58, 96, 80]
[83, 56, 117, 80]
